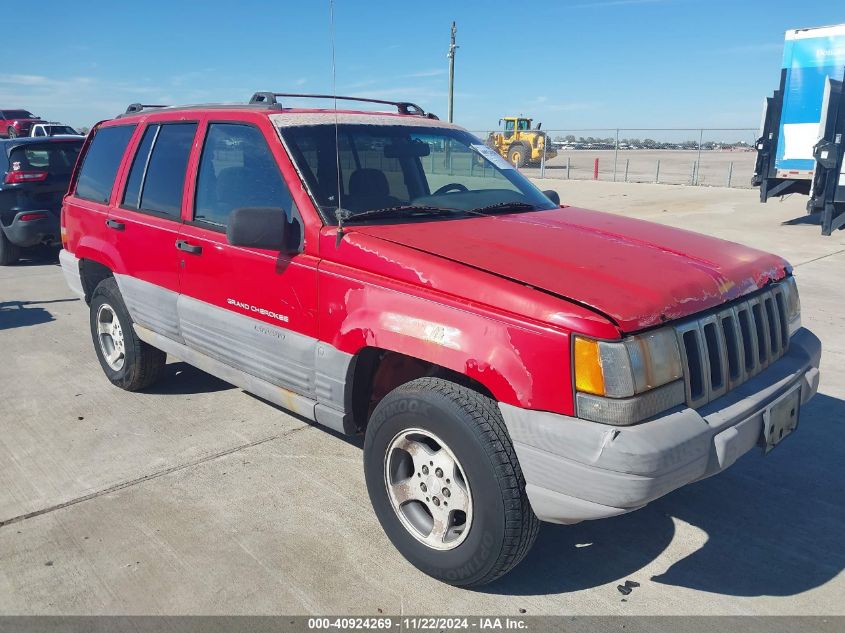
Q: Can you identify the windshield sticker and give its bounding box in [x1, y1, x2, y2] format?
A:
[470, 143, 515, 170]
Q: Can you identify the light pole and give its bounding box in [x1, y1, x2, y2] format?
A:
[447, 21, 457, 123]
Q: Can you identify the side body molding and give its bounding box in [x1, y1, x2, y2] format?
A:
[116, 274, 182, 343]
[115, 273, 354, 433]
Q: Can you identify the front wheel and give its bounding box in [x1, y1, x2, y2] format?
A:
[364, 377, 539, 587]
[6, 127, 17, 139]
[507, 144, 529, 168]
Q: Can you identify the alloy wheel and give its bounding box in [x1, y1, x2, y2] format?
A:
[384, 428, 473, 551]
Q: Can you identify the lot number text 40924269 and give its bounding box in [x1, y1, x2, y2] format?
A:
[307, 617, 528, 630]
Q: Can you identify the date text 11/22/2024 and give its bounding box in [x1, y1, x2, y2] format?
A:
[307, 617, 527, 630]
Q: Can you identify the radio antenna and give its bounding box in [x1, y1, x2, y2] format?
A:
[329, 0, 347, 246]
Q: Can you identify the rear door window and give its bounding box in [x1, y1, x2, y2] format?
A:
[122, 123, 197, 219]
[122, 125, 158, 210]
[75, 125, 136, 203]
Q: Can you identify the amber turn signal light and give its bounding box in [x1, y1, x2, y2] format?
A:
[573, 336, 605, 396]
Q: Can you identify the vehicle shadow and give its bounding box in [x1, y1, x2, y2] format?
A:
[143, 361, 236, 395]
[0, 298, 78, 330]
[781, 214, 822, 227]
[481, 392, 845, 597]
[11, 244, 60, 266]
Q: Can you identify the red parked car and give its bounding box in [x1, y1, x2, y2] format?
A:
[0, 109, 42, 138]
[59, 94, 821, 586]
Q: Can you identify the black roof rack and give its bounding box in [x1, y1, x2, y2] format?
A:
[115, 95, 440, 120]
[249, 92, 438, 119]
[123, 103, 169, 116]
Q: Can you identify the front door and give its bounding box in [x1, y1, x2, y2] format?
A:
[176, 119, 321, 402]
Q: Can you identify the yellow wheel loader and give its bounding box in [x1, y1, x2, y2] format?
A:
[486, 117, 557, 168]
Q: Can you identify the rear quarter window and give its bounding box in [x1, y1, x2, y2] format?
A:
[74, 125, 136, 203]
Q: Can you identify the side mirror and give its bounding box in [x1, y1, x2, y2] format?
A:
[543, 190, 561, 206]
[537, 122, 542, 130]
[227, 207, 288, 250]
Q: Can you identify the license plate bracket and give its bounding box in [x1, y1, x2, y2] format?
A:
[762, 385, 801, 454]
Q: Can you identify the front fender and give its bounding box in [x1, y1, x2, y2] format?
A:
[319, 265, 575, 415]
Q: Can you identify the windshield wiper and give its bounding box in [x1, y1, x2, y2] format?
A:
[337, 204, 467, 223]
[469, 201, 536, 214]
[334, 205, 468, 246]
[333, 202, 536, 247]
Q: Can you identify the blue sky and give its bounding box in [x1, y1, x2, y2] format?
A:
[0, 0, 841, 132]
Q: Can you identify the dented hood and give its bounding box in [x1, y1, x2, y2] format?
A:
[350, 207, 790, 332]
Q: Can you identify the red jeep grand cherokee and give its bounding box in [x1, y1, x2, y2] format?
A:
[59, 94, 821, 586]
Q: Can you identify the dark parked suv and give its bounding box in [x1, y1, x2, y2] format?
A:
[0, 137, 83, 264]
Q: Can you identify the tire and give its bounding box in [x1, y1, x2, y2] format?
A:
[6, 127, 17, 139]
[0, 229, 21, 265]
[89, 277, 166, 391]
[507, 144, 529, 168]
[364, 377, 539, 587]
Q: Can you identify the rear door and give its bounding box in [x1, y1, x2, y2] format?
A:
[176, 118, 321, 406]
[63, 124, 136, 263]
[106, 121, 199, 342]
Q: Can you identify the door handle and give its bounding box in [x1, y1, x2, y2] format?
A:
[105, 218, 125, 231]
[175, 239, 202, 255]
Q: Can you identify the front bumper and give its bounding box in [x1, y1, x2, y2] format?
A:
[1, 210, 60, 247]
[499, 328, 822, 524]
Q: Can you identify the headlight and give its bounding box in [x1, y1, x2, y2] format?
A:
[573, 329, 686, 425]
[574, 329, 683, 397]
[781, 276, 801, 337]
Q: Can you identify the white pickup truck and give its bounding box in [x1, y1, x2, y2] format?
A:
[29, 122, 83, 138]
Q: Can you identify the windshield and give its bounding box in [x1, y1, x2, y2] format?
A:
[280, 124, 556, 224]
[46, 126, 78, 136]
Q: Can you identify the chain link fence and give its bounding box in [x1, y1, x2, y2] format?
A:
[468, 128, 759, 188]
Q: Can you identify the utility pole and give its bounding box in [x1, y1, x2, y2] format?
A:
[447, 21, 457, 123]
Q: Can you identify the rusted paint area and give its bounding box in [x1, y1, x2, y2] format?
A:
[341, 231, 435, 287]
[381, 313, 462, 350]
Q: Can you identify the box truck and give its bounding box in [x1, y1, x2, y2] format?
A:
[755, 24, 845, 209]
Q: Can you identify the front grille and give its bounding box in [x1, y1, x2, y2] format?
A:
[675, 283, 789, 408]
